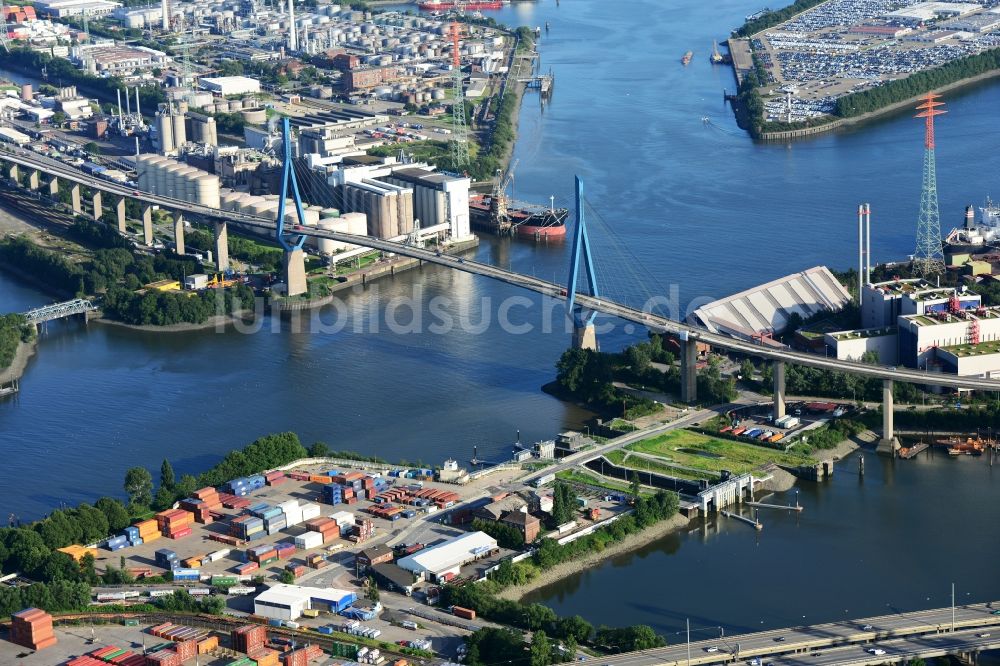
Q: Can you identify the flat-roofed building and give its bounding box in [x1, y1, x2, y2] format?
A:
[396, 532, 497, 582]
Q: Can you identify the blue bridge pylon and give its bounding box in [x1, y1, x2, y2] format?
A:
[566, 176, 600, 350]
[275, 117, 308, 252]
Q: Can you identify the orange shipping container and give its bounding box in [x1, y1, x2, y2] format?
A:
[249, 647, 280, 666]
[197, 636, 218, 654]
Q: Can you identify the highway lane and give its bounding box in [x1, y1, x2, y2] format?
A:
[597, 603, 1000, 666]
[763, 628, 1000, 666]
[5, 147, 1000, 391]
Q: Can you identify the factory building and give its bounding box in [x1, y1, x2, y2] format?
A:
[253, 584, 356, 622]
[861, 278, 981, 328]
[689, 266, 851, 340]
[71, 43, 169, 75]
[343, 66, 401, 91]
[823, 327, 899, 365]
[199, 75, 262, 96]
[33, 0, 120, 18]
[380, 167, 471, 241]
[396, 532, 498, 582]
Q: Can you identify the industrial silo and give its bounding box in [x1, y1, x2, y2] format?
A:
[315, 216, 339, 255]
[156, 113, 174, 154]
[220, 191, 242, 211]
[343, 211, 368, 237]
[172, 112, 187, 148]
[195, 174, 221, 209]
[164, 161, 187, 199]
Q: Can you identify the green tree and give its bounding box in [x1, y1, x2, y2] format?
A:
[309, 441, 331, 457]
[366, 576, 380, 602]
[160, 459, 176, 491]
[530, 630, 551, 666]
[278, 569, 295, 584]
[740, 358, 756, 380]
[123, 467, 153, 508]
[630, 472, 642, 497]
[562, 637, 577, 663]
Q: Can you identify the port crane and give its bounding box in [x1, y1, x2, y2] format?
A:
[492, 158, 519, 235]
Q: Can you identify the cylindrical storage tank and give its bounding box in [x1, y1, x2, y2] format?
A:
[204, 117, 218, 147]
[176, 100, 189, 114]
[156, 114, 174, 154]
[135, 154, 151, 190]
[220, 191, 243, 211]
[195, 174, 221, 209]
[20, 83, 31, 101]
[172, 113, 187, 147]
[431, 89, 446, 101]
[340, 213, 368, 236]
[302, 207, 320, 227]
[234, 194, 259, 213]
[321, 208, 340, 219]
[229, 99, 244, 111]
[178, 166, 198, 202]
[241, 107, 267, 124]
[251, 201, 279, 221]
[315, 217, 336, 253]
[163, 162, 187, 199]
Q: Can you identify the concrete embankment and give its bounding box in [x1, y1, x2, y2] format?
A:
[497, 513, 690, 601]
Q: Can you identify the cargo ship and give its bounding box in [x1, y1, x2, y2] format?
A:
[681, 51, 693, 65]
[418, 0, 504, 10]
[469, 194, 568, 239]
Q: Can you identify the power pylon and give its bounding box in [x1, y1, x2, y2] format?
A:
[449, 21, 469, 170]
[913, 92, 946, 276]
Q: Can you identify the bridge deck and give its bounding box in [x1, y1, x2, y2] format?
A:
[605, 603, 1000, 666]
[5, 145, 1000, 391]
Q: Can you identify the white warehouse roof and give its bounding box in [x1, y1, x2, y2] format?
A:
[253, 583, 355, 618]
[199, 76, 261, 96]
[397, 531, 497, 576]
[689, 266, 851, 339]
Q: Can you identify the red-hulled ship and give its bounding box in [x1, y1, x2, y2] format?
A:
[418, 0, 504, 10]
[469, 194, 568, 239]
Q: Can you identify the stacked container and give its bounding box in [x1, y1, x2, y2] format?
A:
[265, 470, 287, 486]
[156, 509, 195, 539]
[247, 544, 279, 566]
[304, 517, 340, 544]
[323, 484, 343, 505]
[294, 531, 323, 550]
[135, 519, 161, 544]
[230, 515, 265, 541]
[353, 518, 375, 543]
[330, 511, 355, 531]
[235, 561, 259, 575]
[280, 500, 303, 527]
[178, 498, 212, 524]
[231, 625, 268, 654]
[105, 535, 128, 552]
[155, 548, 179, 570]
[226, 475, 266, 496]
[275, 542, 296, 560]
[172, 568, 200, 582]
[249, 647, 280, 666]
[300, 502, 321, 521]
[10, 608, 56, 651]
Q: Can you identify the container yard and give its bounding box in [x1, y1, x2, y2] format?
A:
[81, 462, 493, 592]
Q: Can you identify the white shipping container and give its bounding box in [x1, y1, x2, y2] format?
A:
[295, 531, 324, 550]
[300, 503, 322, 521]
[329, 511, 355, 528]
[207, 548, 231, 562]
[283, 507, 303, 526]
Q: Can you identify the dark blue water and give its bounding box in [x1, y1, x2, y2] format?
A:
[1, 0, 999, 639]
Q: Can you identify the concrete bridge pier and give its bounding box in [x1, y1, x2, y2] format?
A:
[91, 191, 102, 221]
[572, 323, 598, 351]
[773, 360, 786, 420]
[116, 197, 127, 233]
[7, 163, 17, 182]
[680, 335, 697, 403]
[70, 184, 81, 215]
[27, 170, 39, 191]
[173, 212, 185, 256]
[214, 221, 229, 272]
[48, 177, 58, 198]
[877, 378, 900, 456]
[141, 204, 153, 246]
[283, 248, 307, 297]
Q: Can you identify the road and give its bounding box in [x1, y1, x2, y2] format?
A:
[5, 146, 1000, 391]
[601, 603, 1000, 666]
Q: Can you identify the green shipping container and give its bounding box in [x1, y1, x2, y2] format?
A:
[124, 619, 139, 627]
[212, 575, 239, 585]
[331, 642, 358, 657]
[260, 556, 279, 566]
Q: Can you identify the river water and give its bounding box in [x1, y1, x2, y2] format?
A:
[1, 0, 999, 637]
